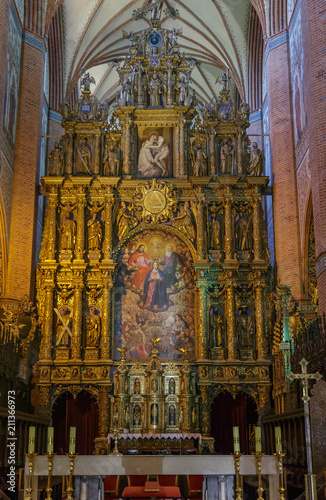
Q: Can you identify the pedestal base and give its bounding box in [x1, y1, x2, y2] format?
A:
[84, 347, 99, 360]
[94, 437, 109, 455]
[200, 437, 215, 454]
[55, 347, 70, 360]
[239, 348, 255, 361]
[210, 347, 226, 360]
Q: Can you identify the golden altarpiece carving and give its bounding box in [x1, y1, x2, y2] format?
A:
[37, 15, 272, 454]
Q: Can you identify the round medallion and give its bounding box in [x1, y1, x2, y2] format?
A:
[144, 190, 166, 214]
[219, 103, 231, 115]
[148, 32, 162, 48]
[80, 102, 92, 114]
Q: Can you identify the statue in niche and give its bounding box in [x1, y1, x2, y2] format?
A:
[103, 144, 119, 176]
[151, 377, 159, 393]
[235, 212, 251, 252]
[220, 138, 233, 174]
[179, 406, 184, 424]
[76, 137, 92, 174]
[178, 76, 189, 106]
[120, 77, 133, 106]
[80, 72, 95, 92]
[191, 406, 196, 425]
[210, 308, 223, 347]
[148, 73, 162, 107]
[59, 212, 76, 252]
[134, 378, 141, 395]
[151, 403, 159, 425]
[247, 142, 265, 176]
[169, 405, 176, 425]
[237, 307, 253, 348]
[208, 206, 221, 250]
[56, 307, 72, 346]
[169, 378, 176, 394]
[85, 307, 101, 347]
[116, 202, 138, 240]
[138, 132, 169, 177]
[239, 98, 250, 121]
[133, 405, 141, 426]
[48, 143, 64, 176]
[87, 213, 102, 251]
[191, 142, 207, 176]
[124, 405, 130, 426]
[172, 201, 196, 240]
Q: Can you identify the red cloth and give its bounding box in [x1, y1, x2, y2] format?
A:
[128, 252, 151, 288]
[122, 486, 181, 499]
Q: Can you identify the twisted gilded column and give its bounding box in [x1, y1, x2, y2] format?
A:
[41, 188, 58, 262]
[122, 114, 132, 176]
[254, 275, 267, 360]
[74, 192, 86, 262]
[199, 386, 211, 437]
[71, 281, 83, 360]
[196, 193, 206, 261]
[40, 279, 55, 360]
[175, 125, 180, 177]
[94, 134, 100, 175]
[103, 192, 114, 262]
[64, 130, 73, 175]
[98, 386, 111, 437]
[196, 280, 208, 359]
[252, 187, 263, 262]
[225, 279, 237, 360]
[101, 272, 114, 359]
[224, 188, 235, 262]
[209, 128, 216, 175]
[179, 114, 186, 177]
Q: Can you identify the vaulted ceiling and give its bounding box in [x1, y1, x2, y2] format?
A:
[61, 0, 253, 104]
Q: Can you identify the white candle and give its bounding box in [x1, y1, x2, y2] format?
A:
[255, 426, 262, 453]
[233, 426, 240, 453]
[28, 427, 35, 453]
[69, 427, 76, 454]
[47, 427, 54, 454]
[275, 426, 282, 452]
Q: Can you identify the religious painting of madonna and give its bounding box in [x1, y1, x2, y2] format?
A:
[114, 229, 195, 360]
[137, 126, 174, 178]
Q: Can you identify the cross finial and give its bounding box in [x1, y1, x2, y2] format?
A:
[288, 358, 322, 403]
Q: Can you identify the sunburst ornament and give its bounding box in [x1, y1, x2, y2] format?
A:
[134, 179, 175, 223]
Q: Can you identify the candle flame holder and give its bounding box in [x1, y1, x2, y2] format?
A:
[274, 451, 286, 500]
[232, 452, 243, 500]
[24, 452, 37, 500]
[65, 452, 77, 500]
[45, 452, 56, 500]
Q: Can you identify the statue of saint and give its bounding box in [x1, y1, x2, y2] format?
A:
[239, 98, 250, 120]
[86, 307, 101, 347]
[59, 212, 76, 252]
[134, 378, 140, 394]
[235, 212, 251, 252]
[209, 212, 221, 250]
[138, 132, 169, 177]
[116, 202, 138, 240]
[220, 138, 233, 174]
[133, 405, 141, 426]
[56, 307, 72, 346]
[247, 142, 265, 176]
[172, 201, 196, 240]
[148, 73, 162, 107]
[120, 77, 133, 106]
[237, 307, 253, 348]
[169, 378, 176, 394]
[81, 72, 95, 92]
[191, 406, 196, 425]
[76, 137, 92, 174]
[103, 144, 119, 176]
[87, 213, 102, 251]
[48, 143, 64, 176]
[169, 405, 176, 425]
[151, 403, 159, 425]
[178, 76, 189, 105]
[191, 143, 207, 176]
[210, 309, 223, 347]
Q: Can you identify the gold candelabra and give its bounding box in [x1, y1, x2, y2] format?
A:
[253, 452, 264, 500]
[232, 452, 243, 500]
[110, 427, 122, 456]
[274, 451, 286, 500]
[66, 452, 77, 500]
[25, 452, 37, 500]
[45, 452, 55, 500]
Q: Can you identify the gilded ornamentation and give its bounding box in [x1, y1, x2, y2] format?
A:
[133, 180, 175, 224]
[59, 212, 76, 252]
[172, 201, 196, 240]
[247, 142, 265, 176]
[86, 306, 101, 347]
[48, 143, 64, 176]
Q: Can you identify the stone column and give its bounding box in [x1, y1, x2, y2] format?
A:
[225, 280, 237, 360]
[266, 33, 302, 298]
[40, 280, 55, 361]
[223, 188, 235, 262]
[196, 280, 208, 359]
[103, 192, 114, 262]
[252, 186, 263, 262]
[74, 192, 86, 262]
[101, 272, 114, 359]
[71, 281, 83, 360]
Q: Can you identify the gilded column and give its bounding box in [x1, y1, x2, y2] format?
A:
[40, 280, 55, 360]
[93, 133, 100, 175]
[225, 280, 237, 360]
[167, 61, 173, 106]
[175, 125, 180, 177]
[47, 193, 58, 261]
[199, 386, 211, 437]
[98, 386, 111, 436]
[101, 272, 114, 359]
[196, 193, 206, 261]
[196, 280, 208, 359]
[122, 114, 132, 176]
[179, 114, 185, 177]
[64, 130, 73, 175]
[224, 188, 235, 262]
[252, 187, 263, 261]
[237, 129, 243, 175]
[137, 68, 143, 106]
[209, 128, 216, 175]
[254, 276, 267, 360]
[74, 191, 86, 262]
[71, 281, 83, 360]
[103, 191, 114, 262]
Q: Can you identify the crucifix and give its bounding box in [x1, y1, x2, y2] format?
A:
[287, 358, 322, 500]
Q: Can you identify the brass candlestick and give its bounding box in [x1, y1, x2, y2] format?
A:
[109, 428, 122, 456]
[66, 452, 77, 500]
[25, 452, 37, 500]
[232, 452, 243, 500]
[274, 451, 286, 500]
[45, 452, 55, 499]
[253, 452, 264, 500]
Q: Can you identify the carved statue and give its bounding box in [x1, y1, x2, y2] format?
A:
[169, 378, 175, 394]
[178, 76, 189, 105]
[210, 309, 223, 347]
[142, 0, 163, 21]
[86, 307, 101, 347]
[151, 403, 159, 425]
[138, 132, 169, 177]
[87, 213, 102, 251]
[239, 98, 250, 121]
[209, 208, 221, 250]
[169, 405, 176, 425]
[191, 406, 196, 425]
[235, 212, 251, 252]
[48, 143, 64, 176]
[81, 72, 95, 92]
[59, 212, 76, 251]
[191, 142, 207, 176]
[220, 138, 233, 174]
[122, 30, 140, 47]
[247, 142, 265, 176]
[76, 137, 92, 174]
[120, 77, 133, 106]
[148, 73, 162, 107]
[56, 307, 72, 346]
[116, 202, 138, 240]
[103, 144, 119, 176]
[237, 307, 253, 348]
[172, 202, 196, 240]
[134, 378, 141, 394]
[133, 405, 141, 426]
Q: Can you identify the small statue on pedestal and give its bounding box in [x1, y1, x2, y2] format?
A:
[148, 73, 162, 107]
[120, 77, 133, 106]
[48, 142, 64, 176]
[103, 144, 119, 176]
[191, 141, 207, 176]
[220, 138, 233, 174]
[247, 142, 265, 176]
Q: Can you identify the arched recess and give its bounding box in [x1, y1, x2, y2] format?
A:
[52, 390, 99, 454]
[210, 391, 257, 454]
[247, 5, 264, 112]
[304, 194, 317, 299]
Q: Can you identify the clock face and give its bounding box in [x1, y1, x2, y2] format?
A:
[148, 31, 162, 48]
